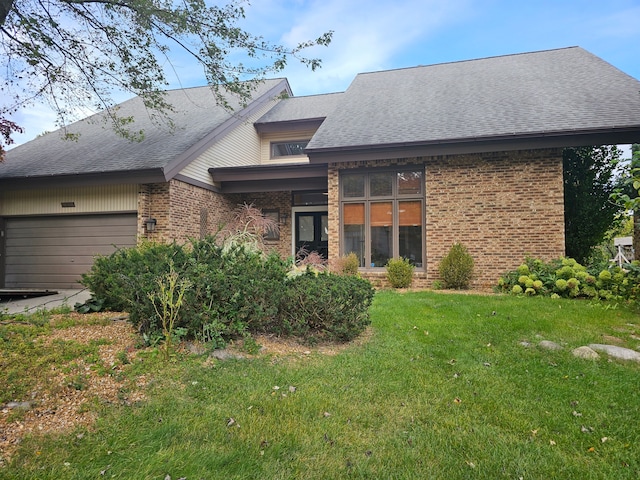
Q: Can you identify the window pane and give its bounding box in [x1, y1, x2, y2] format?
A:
[263, 210, 280, 241]
[343, 203, 365, 267]
[399, 201, 422, 266]
[399, 226, 423, 267]
[320, 215, 329, 241]
[298, 215, 314, 242]
[271, 141, 308, 157]
[293, 191, 328, 206]
[344, 225, 365, 267]
[399, 201, 422, 226]
[343, 203, 364, 224]
[370, 172, 393, 196]
[398, 171, 423, 195]
[343, 175, 365, 198]
[370, 202, 392, 267]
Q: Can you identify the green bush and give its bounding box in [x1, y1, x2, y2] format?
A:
[278, 271, 375, 343]
[81, 236, 376, 345]
[497, 256, 640, 303]
[386, 257, 414, 288]
[438, 243, 475, 289]
[338, 252, 360, 276]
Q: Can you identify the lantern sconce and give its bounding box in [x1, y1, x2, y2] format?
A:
[145, 217, 157, 233]
[280, 212, 289, 226]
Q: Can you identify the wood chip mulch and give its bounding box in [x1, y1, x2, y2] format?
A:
[0, 313, 373, 466]
[0, 313, 145, 466]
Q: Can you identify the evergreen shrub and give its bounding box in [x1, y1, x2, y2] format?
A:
[438, 243, 475, 289]
[81, 237, 375, 345]
[386, 257, 414, 288]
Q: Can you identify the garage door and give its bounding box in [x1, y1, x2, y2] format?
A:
[3, 214, 137, 289]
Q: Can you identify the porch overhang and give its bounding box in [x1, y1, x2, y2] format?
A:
[209, 163, 328, 193]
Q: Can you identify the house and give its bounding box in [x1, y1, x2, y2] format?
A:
[1, 46, 639, 290]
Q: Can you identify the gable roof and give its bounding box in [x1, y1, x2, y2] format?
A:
[254, 92, 343, 132]
[305, 47, 640, 161]
[0, 79, 290, 187]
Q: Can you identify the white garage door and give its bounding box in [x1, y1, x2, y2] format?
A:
[3, 214, 137, 289]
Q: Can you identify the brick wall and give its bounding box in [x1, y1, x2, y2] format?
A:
[328, 149, 565, 289]
[227, 191, 293, 258]
[138, 180, 237, 244]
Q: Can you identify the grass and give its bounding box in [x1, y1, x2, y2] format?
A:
[2, 291, 640, 479]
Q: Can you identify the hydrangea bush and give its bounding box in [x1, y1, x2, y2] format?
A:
[497, 257, 640, 303]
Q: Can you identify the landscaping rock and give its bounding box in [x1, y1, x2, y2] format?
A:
[572, 346, 599, 360]
[3, 401, 33, 410]
[210, 349, 245, 361]
[185, 341, 208, 355]
[588, 344, 640, 362]
[539, 340, 562, 351]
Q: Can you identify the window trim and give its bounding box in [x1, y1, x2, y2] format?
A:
[339, 168, 425, 270]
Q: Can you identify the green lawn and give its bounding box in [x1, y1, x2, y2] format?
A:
[3, 291, 640, 479]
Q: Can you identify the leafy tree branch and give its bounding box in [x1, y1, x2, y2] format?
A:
[0, 0, 332, 157]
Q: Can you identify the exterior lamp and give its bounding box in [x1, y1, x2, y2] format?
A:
[145, 217, 157, 233]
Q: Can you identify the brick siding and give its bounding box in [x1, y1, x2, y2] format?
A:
[328, 149, 565, 289]
[137, 180, 293, 257]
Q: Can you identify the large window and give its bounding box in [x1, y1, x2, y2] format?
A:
[341, 169, 424, 268]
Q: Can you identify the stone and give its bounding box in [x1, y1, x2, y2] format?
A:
[4, 401, 32, 410]
[588, 344, 640, 362]
[185, 341, 208, 355]
[572, 346, 599, 360]
[539, 340, 562, 351]
[210, 349, 245, 361]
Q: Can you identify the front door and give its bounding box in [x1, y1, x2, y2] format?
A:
[295, 212, 328, 259]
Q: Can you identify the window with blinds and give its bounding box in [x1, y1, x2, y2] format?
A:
[340, 169, 424, 268]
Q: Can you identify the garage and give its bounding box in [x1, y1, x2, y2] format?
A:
[2, 214, 137, 289]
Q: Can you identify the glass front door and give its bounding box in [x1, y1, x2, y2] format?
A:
[295, 212, 328, 259]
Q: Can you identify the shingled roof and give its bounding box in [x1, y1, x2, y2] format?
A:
[305, 47, 640, 160]
[1, 79, 289, 186]
[255, 92, 343, 129]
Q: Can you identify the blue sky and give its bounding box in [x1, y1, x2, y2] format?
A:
[10, 0, 640, 147]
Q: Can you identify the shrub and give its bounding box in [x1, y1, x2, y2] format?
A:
[81, 237, 291, 341]
[386, 257, 414, 288]
[332, 252, 360, 276]
[81, 235, 377, 346]
[438, 243, 475, 289]
[278, 272, 375, 343]
[497, 256, 640, 303]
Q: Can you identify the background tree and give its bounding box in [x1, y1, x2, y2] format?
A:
[611, 144, 640, 258]
[0, 0, 332, 159]
[563, 145, 624, 264]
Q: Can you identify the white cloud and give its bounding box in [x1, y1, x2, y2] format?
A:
[255, 0, 471, 95]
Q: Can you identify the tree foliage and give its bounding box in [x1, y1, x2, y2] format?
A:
[563, 146, 623, 264]
[610, 144, 640, 256]
[0, 0, 332, 157]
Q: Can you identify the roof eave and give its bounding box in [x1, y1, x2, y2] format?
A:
[254, 118, 325, 134]
[305, 126, 640, 163]
[0, 168, 167, 190]
[209, 163, 328, 193]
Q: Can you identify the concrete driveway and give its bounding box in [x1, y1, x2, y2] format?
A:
[0, 289, 92, 315]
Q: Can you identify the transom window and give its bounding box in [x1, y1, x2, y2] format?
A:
[341, 169, 424, 268]
[271, 140, 309, 158]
